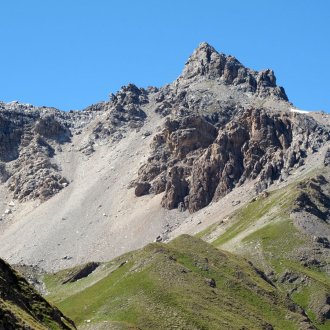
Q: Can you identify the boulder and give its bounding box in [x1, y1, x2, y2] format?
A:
[135, 182, 151, 197]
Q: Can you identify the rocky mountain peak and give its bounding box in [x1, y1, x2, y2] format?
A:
[177, 42, 288, 101]
[179, 41, 236, 80]
[188, 41, 221, 63]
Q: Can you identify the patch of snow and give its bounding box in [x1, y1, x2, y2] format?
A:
[291, 108, 309, 114]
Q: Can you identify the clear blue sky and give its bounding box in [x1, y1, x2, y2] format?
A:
[0, 0, 329, 112]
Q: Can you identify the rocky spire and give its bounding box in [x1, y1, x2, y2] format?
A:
[177, 42, 288, 101]
[179, 42, 243, 81]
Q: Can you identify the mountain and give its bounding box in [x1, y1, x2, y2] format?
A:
[0, 42, 328, 272]
[0, 257, 75, 329]
[0, 42, 329, 329]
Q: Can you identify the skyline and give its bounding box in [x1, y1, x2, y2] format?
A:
[0, 0, 329, 112]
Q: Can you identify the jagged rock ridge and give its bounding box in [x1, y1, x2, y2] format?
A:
[177, 42, 288, 101]
[0, 43, 329, 214]
[0, 101, 105, 201]
[130, 42, 329, 212]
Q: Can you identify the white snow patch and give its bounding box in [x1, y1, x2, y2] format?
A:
[290, 108, 309, 114]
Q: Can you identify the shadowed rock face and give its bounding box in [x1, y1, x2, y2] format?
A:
[62, 262, 100, 284]
[35, 114, 71, 142]
[161, 115, 218, 159]
[188, 109, 302, 211]
[0, 109, 34, 162]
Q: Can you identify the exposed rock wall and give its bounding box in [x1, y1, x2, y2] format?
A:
[134, 108, 329, 212]
[0, 105, 71, 202]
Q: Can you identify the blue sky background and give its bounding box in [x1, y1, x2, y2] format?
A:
[0, 0, 329, 112]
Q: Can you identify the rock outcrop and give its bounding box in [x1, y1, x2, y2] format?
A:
[134, 108, 329, 212]
[0, 106, 71, 202]
[177, 42, 288, 101]
[129, 43, 329, 212]
[0, 98, 110, 201]
[79, 84, 150, 155]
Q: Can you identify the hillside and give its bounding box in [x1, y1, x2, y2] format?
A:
[0, 258, 75, 329]
[198, 166, 330, 329]
[43, 235, 313, 330]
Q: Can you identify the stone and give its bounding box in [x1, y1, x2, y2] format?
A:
[314, 237, 330, 248]
[34, 114, 71, 143]
[302, 258, 321, 267]
[261, 191, 269, 198]
[0, 162, 9, 183]
[135, 182, 151, 197]
[161, 166, 189, 210]
[324, 148, 330, 166]
[319, 305, 330, 322]
[142, 130, 151, 137]
[279, 271, 300, 283]
[178, 202, 186, 212]
[155, 235, 162, 242]
[205, 277, 216, 288]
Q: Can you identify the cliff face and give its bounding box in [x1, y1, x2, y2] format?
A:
[134, 108, 329, 212]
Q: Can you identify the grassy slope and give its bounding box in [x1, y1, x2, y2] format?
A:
[199, 175, 330, 330]
[0, 258, 75, 330]
[45, 235, 306, 330]
[0, 298, 47, 330]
